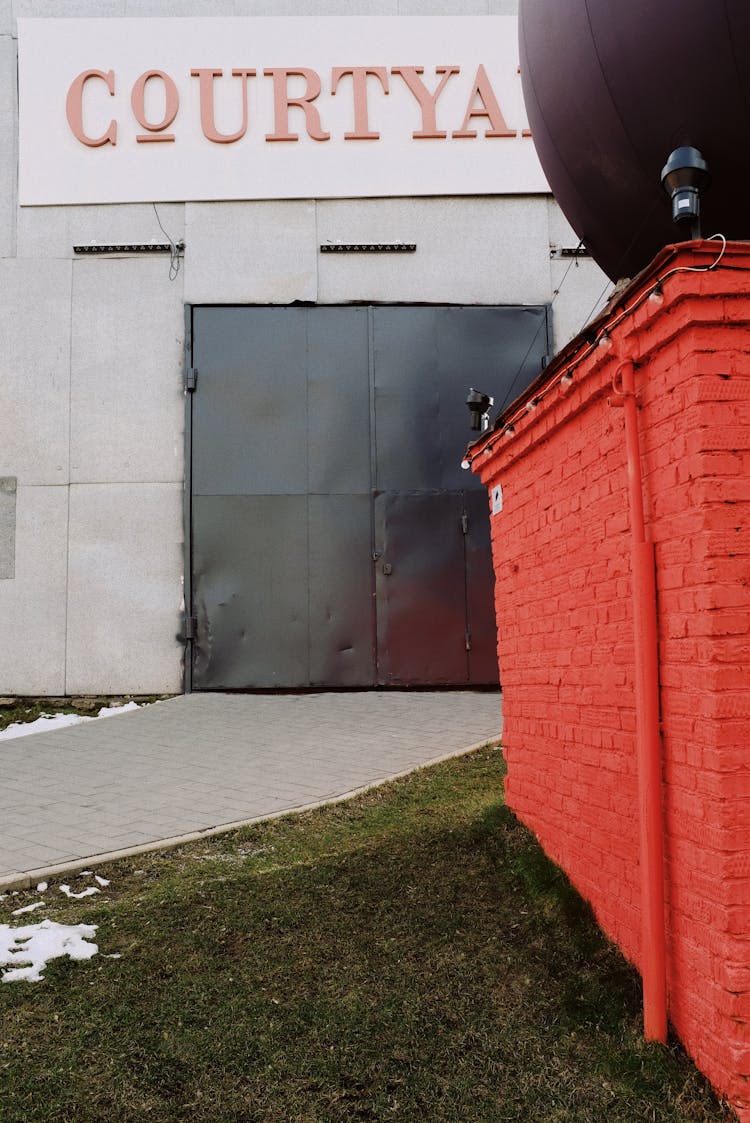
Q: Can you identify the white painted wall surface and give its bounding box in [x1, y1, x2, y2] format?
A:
[0, 0, 610, 696]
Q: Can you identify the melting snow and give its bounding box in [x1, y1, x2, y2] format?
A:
[11, 901, 45, 916]
[0, 701, 140, 741]
[0, 919, 98, 982]
[59, 885, 100, 900]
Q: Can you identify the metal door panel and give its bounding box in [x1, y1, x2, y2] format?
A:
[463, 490, 500, 684]
[435, 305, 549, 492]
[306, 308, 371, 495]
[192, 494, 309, 689]
[192, 307, 308, 496]
[373, 307, 442, 493]
[373, 305, 549, 494]
[308, 494, 375, 686]
[375, 492, 468, 685]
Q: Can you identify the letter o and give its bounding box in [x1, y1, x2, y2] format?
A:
[131, 70, 179, 142]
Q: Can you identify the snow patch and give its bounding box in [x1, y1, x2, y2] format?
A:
[59, 885, 100, 900]
[1, 919, 98, 983]
[11, 901, 45, 917]
[0, 701, 140, 741]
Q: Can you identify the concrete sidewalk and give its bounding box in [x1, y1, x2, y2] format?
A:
[1, 691, 503, 890]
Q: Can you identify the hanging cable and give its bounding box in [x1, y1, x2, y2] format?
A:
[152, 203, 183, 281]
[465, 235, 732, 469]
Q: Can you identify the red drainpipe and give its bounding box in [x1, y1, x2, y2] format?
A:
[616, 357, 668, 1043]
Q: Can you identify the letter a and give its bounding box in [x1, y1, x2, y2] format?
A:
[452, 64, 515, 138]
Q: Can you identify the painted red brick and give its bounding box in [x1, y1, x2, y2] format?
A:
[472, 241, 750, 1119]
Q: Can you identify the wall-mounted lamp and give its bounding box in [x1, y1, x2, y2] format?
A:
[466, 388, 494, 431]
[661, 146, 710, 240]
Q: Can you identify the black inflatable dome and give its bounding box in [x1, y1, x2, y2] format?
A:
[519, 0, 750, 281]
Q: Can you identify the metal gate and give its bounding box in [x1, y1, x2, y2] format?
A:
[186, 304, 550, 689]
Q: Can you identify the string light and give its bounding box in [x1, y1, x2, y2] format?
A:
[469, 235, 730, 462]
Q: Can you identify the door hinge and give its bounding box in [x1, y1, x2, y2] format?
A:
[460, 513, 468, 534]
[185, 367, 198, 392]
[184, 615, 198, 641]
[465, 630, 472, 651]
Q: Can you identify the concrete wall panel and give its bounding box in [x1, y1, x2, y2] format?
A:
[0, 259, 72, 485]
[184, 200, 317, 304]
[398, 0, 488, 12]
[547, 200, 611, 353]
[65, 482, 183, 695]
[549, 257, 611, 354]
[13, 0, 124, 17]
[124, 0, 233, 13]
[124, 0, 396, 12]
[317, 195, 550, 305]
[0, 484, 68, 695]
[17, 203, 185, 261]
[0, 35, 16, 258]
[70, 256, 184, 484]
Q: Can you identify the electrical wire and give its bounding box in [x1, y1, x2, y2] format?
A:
[468, 234, 730, 467]
[152, 203, 182, 281]
[495, 237, 586, 417]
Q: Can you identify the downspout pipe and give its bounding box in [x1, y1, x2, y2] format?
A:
[617, 357, 668, 1044]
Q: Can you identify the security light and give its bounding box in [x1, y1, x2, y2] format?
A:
[661, 146, 710, 239]
[466, 388, 493, 431]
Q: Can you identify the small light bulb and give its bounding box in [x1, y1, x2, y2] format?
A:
[460, 458, 471, 470]
[504, 424, 516, 437]
[648, 287, 664, 306]
[525, 398, 538, 412]
[598, 332, 613, 350]
[559, 372, 573, 391]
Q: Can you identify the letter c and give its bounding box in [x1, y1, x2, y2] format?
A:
[66, 69, 117, 147]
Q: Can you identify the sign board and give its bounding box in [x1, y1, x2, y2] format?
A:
[18, 16, 548, 206]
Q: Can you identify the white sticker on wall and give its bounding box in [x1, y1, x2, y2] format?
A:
[492, 483, 503, 515]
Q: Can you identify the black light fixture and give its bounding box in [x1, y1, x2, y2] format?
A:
[466, 387, 493, 432]
[320, 242, 416, 253]
[660, 146, 710, 240]
[73, 241, 185, 255]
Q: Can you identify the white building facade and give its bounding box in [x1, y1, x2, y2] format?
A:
[0, 0, 609, 697]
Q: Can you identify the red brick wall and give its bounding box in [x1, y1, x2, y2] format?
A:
[473, 242, 750, 1117]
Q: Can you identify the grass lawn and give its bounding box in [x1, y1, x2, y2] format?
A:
[0, 746, 734, 1122]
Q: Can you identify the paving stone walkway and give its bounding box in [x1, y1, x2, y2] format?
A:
[1, 691, 503, 889]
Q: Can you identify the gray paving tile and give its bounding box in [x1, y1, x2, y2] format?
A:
[0, 691, 502, 886]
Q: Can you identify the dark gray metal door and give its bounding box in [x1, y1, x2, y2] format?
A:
[188, 304, 549, 689]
